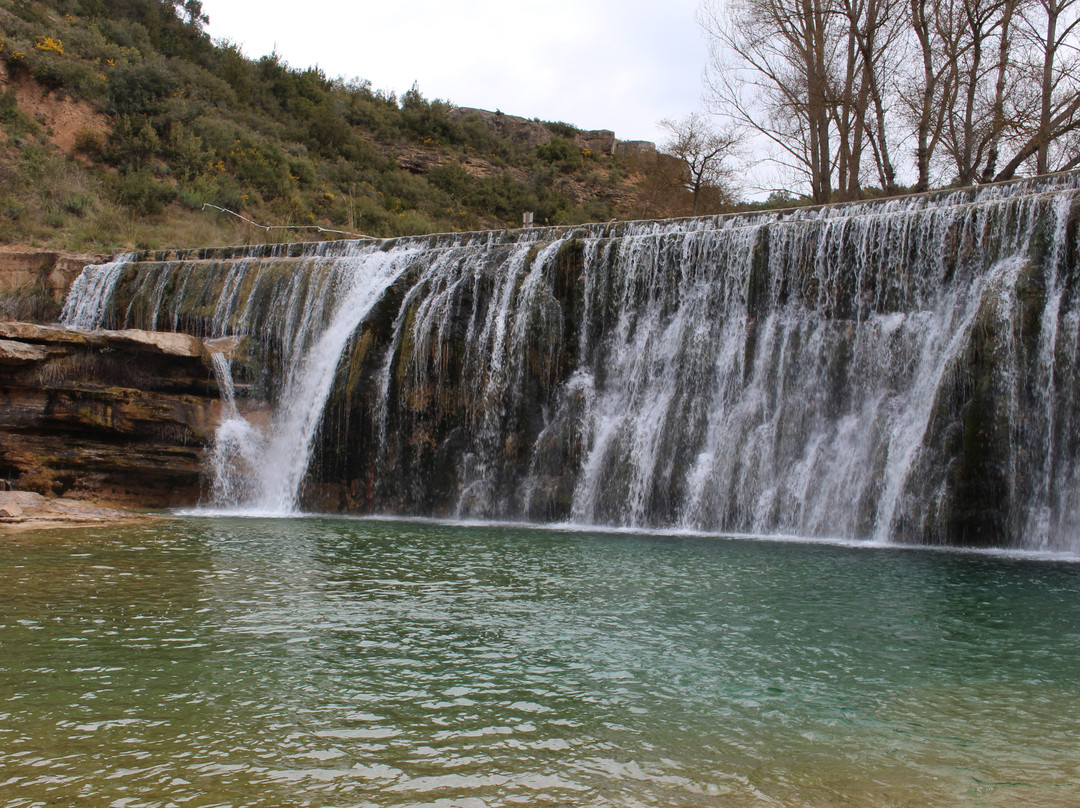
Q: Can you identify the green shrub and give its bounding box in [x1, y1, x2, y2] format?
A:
[106, 115, 161, 168]
[73, 126, 105, 157]
[226, 139, 292, 200]
[428, 162, 471, 199]
[63, 194, 93, 216]
[389, 209, 436, 237]
[3, 201, 26, 222]
[536, 137, 579, 170]
[108, 60, 178, 116]
[544, 120, 579, 138]
[163, 126, 211, 181]
[286, 154, 317, 187]
[113, 168, 175, 215]
[29, 52, 105, 98]
[0, 87, 20, 124]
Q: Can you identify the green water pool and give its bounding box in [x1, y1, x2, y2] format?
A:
[2, 517, 1079, 807]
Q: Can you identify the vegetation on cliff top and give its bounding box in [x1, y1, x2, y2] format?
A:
[0, 0, 718, 251]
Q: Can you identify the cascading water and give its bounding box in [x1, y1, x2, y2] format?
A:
[206, 350, 265, 507]
[59, 253, 136, 329]
[60, 174, 1080, 549]
[242, 246, 422, 513]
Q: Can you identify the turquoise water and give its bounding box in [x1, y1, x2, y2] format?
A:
[2, 518, 1080, 807]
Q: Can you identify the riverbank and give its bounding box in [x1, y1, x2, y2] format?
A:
[0, 491, 166, 533]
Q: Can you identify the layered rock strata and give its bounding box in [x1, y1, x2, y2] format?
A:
[0, 322, 225, 507]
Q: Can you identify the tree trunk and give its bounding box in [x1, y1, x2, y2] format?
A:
[981, 1, 1017, 182]
[1038, 2, 1060, 175]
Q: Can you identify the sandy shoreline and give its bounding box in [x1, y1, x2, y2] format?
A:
[0, 491, 167, 533]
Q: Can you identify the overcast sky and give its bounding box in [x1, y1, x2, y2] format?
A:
[200, 0, 709, 147]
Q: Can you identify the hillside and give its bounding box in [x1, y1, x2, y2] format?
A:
[0, 0, 710, 253]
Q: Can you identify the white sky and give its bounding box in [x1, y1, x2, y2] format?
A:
[200, 0, 709, 146]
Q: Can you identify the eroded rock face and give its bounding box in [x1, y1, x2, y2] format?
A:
[0, 322, 224, 508]
[447, 107, 625, 156]
[0, 248, 109, 321]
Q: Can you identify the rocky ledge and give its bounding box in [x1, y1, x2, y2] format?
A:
[0, 321, 227, 508]
[0, 490, 163, 532]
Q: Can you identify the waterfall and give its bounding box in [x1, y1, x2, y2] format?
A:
[60, 253, 136, 329]
[243, 245, 420, 513]
[206, 350, 265, 507]
[59, 174, 1080, 549]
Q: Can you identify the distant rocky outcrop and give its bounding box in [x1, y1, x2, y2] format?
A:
[615, 140, 659, 158]
[0, 321, 228, 508]
[448, 107, 639, 157]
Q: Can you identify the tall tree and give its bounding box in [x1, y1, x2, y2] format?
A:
[1033, 0, 1080, 172]
[702, 0, 1080, 195]
[903, 0, 964, 191]
[939, 0, 1023, 186]
[981, 0, 1023, 181]
[993, 0, 1080, 178]
[836, 0, 904, 195]
[700, 0, 840, 203]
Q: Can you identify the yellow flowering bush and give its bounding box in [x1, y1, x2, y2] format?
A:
[33, 37, 64, 55]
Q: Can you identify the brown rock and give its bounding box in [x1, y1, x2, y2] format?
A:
[97, 328, 210, 360]
[0, 321, 89, 344]
[0, 322, 207, 360]
[0, 338, 48, 365]
[0, 491, 162, 531]
[0, 320, 238, 509]
[615, 140, 658, 158]
[397, 148, 446, 175]
[0, 247, 109, 307]
[579, 130, 616, 157]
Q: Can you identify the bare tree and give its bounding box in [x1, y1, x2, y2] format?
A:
[701, 0, 1080, 196]
[836, 0, 905, 195]
[937, 0, 1024, 185]
[981, 0, 1023, 181]
[1033, 0, 1080, 172]
[702, 0, 904, 201]
[659, 113, 739, 214]
[902, 0, 964, 191]
[700, 0, 840, 203]
[993, 0, 1080, 178]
